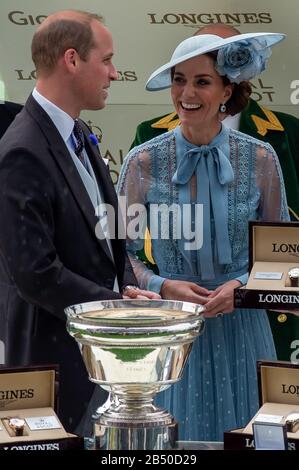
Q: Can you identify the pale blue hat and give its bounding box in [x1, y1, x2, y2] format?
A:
[146, 32, 285, 91]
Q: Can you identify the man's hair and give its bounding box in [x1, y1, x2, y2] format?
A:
[31, 11, 103, 73]
[194, 24, 241, 37]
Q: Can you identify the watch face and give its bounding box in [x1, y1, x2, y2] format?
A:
[8, 417, 25, 435]
[288, 267, 299, 279]
[9, 418, 25, 428]
[286, 412, 299, 433]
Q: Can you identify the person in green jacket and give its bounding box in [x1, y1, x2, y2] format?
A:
[130, 23, 299, 361]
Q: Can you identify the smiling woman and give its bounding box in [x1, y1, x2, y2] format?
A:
[170, 54, 233, 144]
[118, 30, 289, 442]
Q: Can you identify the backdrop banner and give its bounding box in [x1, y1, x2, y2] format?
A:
[0, 0, 298, 179]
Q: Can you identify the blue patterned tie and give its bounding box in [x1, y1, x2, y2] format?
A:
[172, 143, 234, 279]
[73, 120, 85, 165]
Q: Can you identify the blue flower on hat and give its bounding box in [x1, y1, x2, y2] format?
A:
[215, 38, 272, 84]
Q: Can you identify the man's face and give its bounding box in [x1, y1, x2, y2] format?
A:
[75, 21, 118, 110]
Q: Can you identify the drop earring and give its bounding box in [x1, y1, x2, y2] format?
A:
[219, 103, 226, 113]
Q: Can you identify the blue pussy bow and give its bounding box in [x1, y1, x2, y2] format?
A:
[172, 127, 234, 279]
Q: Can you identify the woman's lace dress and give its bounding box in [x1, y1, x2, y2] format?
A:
[117, 125, 289, 441]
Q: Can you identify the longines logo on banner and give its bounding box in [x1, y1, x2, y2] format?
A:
[148, 12, 272, 27]
[8, 11, 47, 25]
[117, 71, 137, 82]
[15, 70, 138, 82]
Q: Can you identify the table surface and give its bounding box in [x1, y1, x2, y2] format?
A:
[177, 441, 223, 450]
[84, 437, 223, 450]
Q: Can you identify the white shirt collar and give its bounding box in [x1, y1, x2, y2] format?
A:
[32, 88, 74, 143]
[222, 113, 241, 130]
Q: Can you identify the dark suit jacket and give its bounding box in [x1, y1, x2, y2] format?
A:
[0, 101, 23, 138]
[0, 95, 137, 432]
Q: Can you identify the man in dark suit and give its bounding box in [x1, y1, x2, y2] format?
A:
[0, 10, 158, 433]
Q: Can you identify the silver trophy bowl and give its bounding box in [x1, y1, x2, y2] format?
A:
[65, 299, 205, 450]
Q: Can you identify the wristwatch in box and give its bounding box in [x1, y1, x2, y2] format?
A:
[285, 412, 299, 433]
[288, 267, 299, 287]
[7, 418, 25, 436]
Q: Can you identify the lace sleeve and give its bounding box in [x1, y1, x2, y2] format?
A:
[117, 148, 163, 291]
[256, 143, 290, 222]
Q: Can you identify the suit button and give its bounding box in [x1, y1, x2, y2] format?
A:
[277, 313, 287, 323]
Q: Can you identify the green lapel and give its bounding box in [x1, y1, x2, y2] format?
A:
[240, 100, 299, 220]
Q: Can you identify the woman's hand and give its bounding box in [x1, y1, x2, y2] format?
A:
[204, 279, 241, 317]
[122, 287, 161, 300]
[160, 279, 211, 305]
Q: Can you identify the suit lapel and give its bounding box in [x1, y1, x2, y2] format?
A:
[81, 123, 118, 209]
[240, 99, 299, 220]
[81, 124, 122, 263]
[25, 96, 114, 264]
[240, 99, 285, 139]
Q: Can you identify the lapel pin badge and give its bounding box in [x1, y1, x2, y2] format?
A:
[89, 133, 108, 166]
[89, 133, 100, 146]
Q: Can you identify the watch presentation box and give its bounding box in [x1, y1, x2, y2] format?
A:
[224, 361, 299, 450]
[234, 221, 299, 310]
[0, 365, 83, 450]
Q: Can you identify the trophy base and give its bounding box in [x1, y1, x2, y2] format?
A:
[94, 420, 178, 450]
[92, 391, 179, 449]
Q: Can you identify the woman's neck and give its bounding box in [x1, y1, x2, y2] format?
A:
[181, 121, 222, 146]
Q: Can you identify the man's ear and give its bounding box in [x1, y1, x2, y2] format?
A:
[64, 48, 78, 69]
